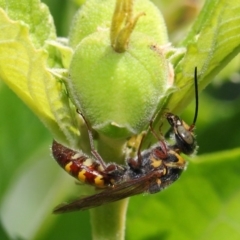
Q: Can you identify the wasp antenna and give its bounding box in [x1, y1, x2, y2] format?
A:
[191, 67, 199, 129]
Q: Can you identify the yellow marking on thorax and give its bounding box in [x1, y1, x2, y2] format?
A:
[150, 157, 162, 168]
[166, 150, 186, 168]
[78, 169, 87, 182]
[65, 162, 72, 173]
[94, 175, 105, 188]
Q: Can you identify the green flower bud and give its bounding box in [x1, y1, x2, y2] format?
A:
[66, 0, 173, 139]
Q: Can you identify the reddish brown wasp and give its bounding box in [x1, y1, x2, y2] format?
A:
[52, 68, 199, 213]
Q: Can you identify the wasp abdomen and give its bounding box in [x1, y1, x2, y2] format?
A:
[52, 140, 107, 188]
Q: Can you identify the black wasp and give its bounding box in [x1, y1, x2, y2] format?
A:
[52, 67, 199, 213]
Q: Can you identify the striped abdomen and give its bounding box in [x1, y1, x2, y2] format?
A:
[52, 140, 110, 188]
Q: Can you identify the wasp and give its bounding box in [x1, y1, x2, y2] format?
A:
[52, 67, 199, 213]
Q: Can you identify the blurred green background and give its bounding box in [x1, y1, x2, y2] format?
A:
[1, 0, 240, 239]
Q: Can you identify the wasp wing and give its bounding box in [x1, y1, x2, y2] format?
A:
[53, 174, 154, 213]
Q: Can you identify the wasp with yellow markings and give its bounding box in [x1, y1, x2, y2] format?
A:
[52, 67, 199, 213]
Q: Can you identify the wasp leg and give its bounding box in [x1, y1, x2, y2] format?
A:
[77, 110, 107, 169]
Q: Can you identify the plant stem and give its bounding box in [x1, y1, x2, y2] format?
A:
[90, 198, 129, 240]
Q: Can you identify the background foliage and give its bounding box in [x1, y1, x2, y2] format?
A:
[1, 0, 240, 239]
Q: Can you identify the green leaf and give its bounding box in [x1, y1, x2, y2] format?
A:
[165, 0, 240, 120]
[0, 0, 56, 48]
[180, 0, 240, 76]
[0, 2, 80, 147]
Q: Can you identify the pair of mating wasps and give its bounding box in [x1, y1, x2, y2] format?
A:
[52, 68, 199, 213]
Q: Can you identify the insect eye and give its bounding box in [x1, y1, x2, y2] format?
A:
[177, 125, 194, 145]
